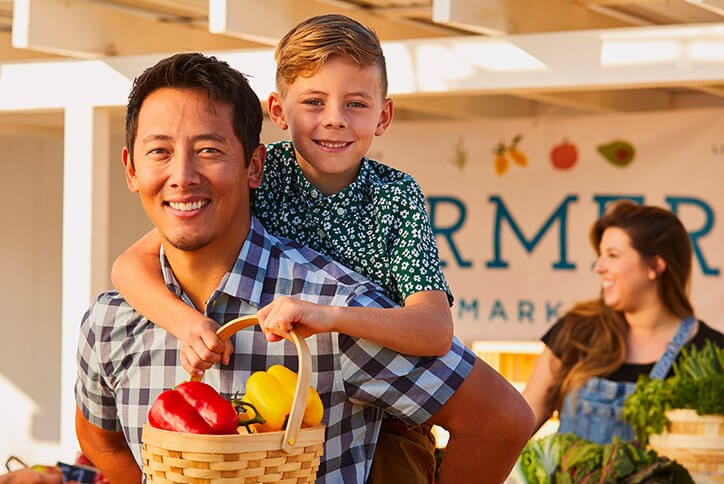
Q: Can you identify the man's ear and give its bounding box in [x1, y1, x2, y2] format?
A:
[122, 147, 140, 193]
[267, 92, 288, 131]
[375, 98, 394, 136]
[247, 144, 265, 189]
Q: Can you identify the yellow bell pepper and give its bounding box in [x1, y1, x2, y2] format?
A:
[267, 365, 324, 428]
[241, 365, 323, 433]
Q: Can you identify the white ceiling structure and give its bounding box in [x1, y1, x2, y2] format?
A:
[2, 0, 724, 120]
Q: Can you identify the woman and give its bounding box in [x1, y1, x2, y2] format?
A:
[523, 200, 723, 444]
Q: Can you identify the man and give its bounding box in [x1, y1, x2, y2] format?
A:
[75, 53, 534, 483]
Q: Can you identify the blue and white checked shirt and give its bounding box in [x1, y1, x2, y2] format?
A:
[75, 216, 475, 483]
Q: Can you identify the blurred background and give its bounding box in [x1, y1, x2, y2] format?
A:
[1, 0, 723, 467]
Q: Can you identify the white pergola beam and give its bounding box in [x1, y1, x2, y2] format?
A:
[4, 23, 724, 112]
[12, 0, 110, 58]
[432, 0, 508, 36]
[209, 0, 297, 45]
[685, 0, 724, 16]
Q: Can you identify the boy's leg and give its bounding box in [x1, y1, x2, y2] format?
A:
[368, 419, 437, 484]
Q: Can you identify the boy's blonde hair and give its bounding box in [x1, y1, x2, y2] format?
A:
[275, 14, 388, 98]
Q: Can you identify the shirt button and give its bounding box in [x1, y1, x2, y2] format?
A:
[311, 190, 318, 199]
[336, 207, 345, 216]
[317, 229, 326, 237]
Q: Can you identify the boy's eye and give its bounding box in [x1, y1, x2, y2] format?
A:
[348, 101, 367, 108]
[303, 99, 323, 106]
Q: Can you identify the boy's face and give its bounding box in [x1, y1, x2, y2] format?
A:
[268, 56, 393, 195]
[122, 87, 263, 254]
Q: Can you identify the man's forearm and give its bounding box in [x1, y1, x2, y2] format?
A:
[75, 406, 142, 483]
[430, 358, 535, 483]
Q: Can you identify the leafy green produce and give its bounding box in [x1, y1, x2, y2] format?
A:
[519, 433, 693, 483]
[623, 340, 723, 445]
[519, 432, 576, 484]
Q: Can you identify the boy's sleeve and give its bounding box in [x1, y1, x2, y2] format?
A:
[75, 294, 123, 432]
[384, 177, 454, 305]
[339, 288, 475, 424]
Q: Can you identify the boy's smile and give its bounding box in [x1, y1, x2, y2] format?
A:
[268, 56, 393, 195]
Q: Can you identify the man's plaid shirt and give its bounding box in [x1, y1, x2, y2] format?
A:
[76, 216, 475, 483]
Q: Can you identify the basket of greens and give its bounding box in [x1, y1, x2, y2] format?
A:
[623, 340, 724, 480]
[515, 432, 693, 483]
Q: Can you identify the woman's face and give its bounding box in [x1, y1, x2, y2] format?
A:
[594, 227, 658, 313]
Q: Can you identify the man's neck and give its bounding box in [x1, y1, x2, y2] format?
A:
[162, 235, 246, 312]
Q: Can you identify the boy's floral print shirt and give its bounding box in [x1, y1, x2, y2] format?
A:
[253, 141, 453, 305]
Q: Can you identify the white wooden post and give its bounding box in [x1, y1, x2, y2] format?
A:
[59, 104, 111, 460]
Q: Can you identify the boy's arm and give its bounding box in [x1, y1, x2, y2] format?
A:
[74, 406, 141, 484]
[428, 357, 535, 483]
[111, 230, 230, 374]
[257, 290, 453, 356]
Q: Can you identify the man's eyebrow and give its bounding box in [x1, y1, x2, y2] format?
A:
[139, 134, 228, 143]
[140, 134, 172, 143]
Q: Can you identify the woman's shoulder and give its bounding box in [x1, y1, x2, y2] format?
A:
[691, 320, 724, 347]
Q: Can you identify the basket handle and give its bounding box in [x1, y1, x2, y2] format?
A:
[189, 314, 312, 453]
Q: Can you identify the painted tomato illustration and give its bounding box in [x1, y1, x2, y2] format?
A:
[550, 140, 578, 170]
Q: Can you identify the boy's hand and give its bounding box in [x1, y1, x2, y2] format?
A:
[257, 297, 333, 342]
[178, 317, 233, 377]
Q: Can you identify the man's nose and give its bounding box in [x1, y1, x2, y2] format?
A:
[169, 151, 201, 188]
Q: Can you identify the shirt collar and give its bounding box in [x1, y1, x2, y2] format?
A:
[290, 153, 371, 212]
[160, 216, 272, 310]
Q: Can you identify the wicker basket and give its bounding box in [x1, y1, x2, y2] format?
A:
[649, 409, 724, 484]
[141, 315, 325, 483]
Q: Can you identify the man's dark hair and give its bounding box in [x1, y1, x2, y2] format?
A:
[125, 52, 262, 166]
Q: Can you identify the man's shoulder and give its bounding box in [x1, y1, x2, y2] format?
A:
[82, 290, 145, 333]
[263, 229, 393, 304]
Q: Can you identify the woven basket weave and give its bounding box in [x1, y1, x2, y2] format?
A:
[649, 409, 723, 483]
[141, 315, 325, 483]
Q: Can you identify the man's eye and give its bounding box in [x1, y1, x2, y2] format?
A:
[147, 148, 168, 156]
[199, 147, 221, 154]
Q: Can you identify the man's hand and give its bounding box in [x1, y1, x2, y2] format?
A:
[178, 317, 233, 377]
[257, 297, 334, 342]
[429, 357, 535, 484]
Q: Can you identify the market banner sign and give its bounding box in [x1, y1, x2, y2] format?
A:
[371, 108, 723, 343]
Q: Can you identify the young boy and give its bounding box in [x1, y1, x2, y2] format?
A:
[112, 14, 453, 482]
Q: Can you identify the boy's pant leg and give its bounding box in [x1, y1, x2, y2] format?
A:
[368, 419, 437, 484]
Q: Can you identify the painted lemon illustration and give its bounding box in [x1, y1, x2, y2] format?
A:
[598, 140, 635, 167]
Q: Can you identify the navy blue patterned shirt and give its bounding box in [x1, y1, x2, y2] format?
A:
[75, 216, 474, 483]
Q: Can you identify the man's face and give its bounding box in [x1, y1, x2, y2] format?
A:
[123, 87, 263, 253]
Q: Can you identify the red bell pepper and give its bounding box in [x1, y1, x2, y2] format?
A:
[148, 381, 238, 434]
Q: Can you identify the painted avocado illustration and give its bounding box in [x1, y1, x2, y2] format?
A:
[597, 140, 635, 167]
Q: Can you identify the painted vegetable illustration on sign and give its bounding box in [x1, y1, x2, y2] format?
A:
[550, 139, 578, 170]
[493, 134, 528, 175]
[598, 140, 635, 167]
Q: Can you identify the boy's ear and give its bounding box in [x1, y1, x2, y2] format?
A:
[267, 92, 288, 131]
[246, 144, 265, 189]
[122, 147, 140, 193]
[375, 98, 394, 136]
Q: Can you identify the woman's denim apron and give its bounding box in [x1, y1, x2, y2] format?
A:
[557, 317, 695, 444]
